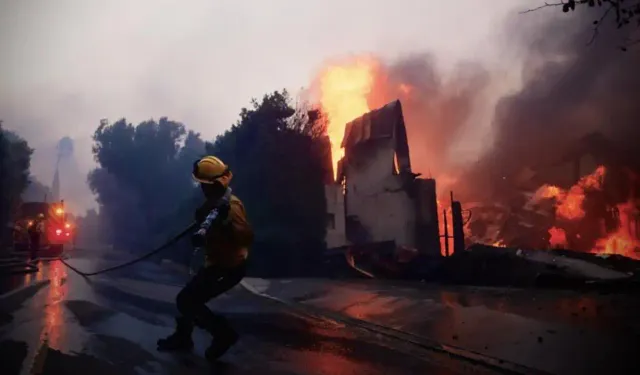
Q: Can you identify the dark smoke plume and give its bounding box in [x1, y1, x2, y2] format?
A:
[460, 6, 640, 201]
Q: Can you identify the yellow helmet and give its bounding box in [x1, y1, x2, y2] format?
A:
[192, 156, 231, 185]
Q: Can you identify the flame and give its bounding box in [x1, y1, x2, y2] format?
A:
[591, 201, 640, 258]
[538, 185, 563, 199]
[319, 58, 377, 181]
[548, 226, 568, 248]
[492, 239, 507, 248]
[534, 166, 606, 221]
[534, 165, 639, 258]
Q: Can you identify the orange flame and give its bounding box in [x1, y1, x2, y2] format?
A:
[535, 166, 640, 258]
[548, 226, 568, 248]
[534, 166, 606, 221]
[591, 201, 640, 259]
[319, 58, 377, 181]
[492, 239, 507, 248]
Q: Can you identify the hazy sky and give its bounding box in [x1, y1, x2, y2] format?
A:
[0, 0, 542, 213]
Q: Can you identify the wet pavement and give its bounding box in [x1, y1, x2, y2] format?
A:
[0, 248, 505, 375]
[0, 246, 67, 295]
[248, 278, 640, 375]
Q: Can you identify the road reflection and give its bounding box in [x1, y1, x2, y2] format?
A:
[39, 260, 68, 349]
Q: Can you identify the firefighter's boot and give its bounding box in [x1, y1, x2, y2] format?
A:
[157, 317, 194, 352]
[204, 319, 239, 362]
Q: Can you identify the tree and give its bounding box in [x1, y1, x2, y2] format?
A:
[88, 117, 205, 251]
[526, 0, 640, 49]
[75, 208, 111, 246]
[208, 90, 331, 276]
[0, 121, 33, 246]
[21, 177, 52, 202]
[87, 91, 332, 275]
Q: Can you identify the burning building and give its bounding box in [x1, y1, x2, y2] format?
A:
[465, 132, 640, 260]
[324, 100, 441, 259]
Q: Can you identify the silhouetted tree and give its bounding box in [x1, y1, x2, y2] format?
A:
[87, 91, 331, 276]
[88, 118, 205, 251]
[75, 208, 111, 246]
[0, 121, 33, 246]
[22, 177, 52, 202]
[208, 90, 331, 276]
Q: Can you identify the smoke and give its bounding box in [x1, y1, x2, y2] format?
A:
[448, 6, 640, 203]
[352, 53, 492, 191]
[354, 6, 640, 203]
[371, 7, 640, 202]
[57, 137, 74, 159]
[487, 8, 640, 176]
[385, 55, 490, 179]
[49, 136, 95, 214]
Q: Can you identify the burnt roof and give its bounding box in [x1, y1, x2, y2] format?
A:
[341, 100, 404, 148]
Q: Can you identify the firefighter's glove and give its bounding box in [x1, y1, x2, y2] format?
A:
[191, 204, 231, 248]
[191, 229, 207, 248]
[195, 202, 215, 225]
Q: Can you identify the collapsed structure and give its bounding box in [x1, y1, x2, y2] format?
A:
[324, 100, 441, 258]
[320, 101, 640, 285]
[466, 132, 640, 256]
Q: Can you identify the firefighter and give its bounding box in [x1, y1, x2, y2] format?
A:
[12, 222, 24, 250]
[157, 156, 253, 362]
[28, 214, 45, 259]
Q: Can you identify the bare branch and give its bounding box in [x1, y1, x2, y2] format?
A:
[522, 0, 640, 48]
[520, 1, 567, 14]
[587, 4, 615, 45]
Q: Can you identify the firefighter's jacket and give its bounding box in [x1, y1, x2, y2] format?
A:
[199, 195, 253, 268]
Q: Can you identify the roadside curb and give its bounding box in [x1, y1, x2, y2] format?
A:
[240, 280, 551, 375]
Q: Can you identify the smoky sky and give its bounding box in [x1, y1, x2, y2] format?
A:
[351, 4, 640, 202]
[380, 54, 491, 181]
[453, 5, 640, 202]
[1, 0, 592, 213]
[484, 6, 640, 187]
[494, 8, 640, 167]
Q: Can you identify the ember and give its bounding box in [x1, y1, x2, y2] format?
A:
[548, 226, 568, 248]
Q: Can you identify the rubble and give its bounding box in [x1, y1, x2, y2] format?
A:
[319, 102, 640, 291]
[430, 245, 640, 290]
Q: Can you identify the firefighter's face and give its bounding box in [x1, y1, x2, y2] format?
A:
[200, 181, 226, 200]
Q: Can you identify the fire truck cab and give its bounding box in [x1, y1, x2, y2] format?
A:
[14, 200, 74, 252]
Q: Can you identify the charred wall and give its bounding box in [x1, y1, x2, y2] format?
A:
[324, 100, 441, 256]
[343, 137, 416, 247]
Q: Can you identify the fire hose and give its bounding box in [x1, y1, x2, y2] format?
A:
[58, 222, 196, 277]
[59, 189, 232, 277]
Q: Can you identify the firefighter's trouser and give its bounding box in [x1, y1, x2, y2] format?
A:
[176, 262, 246, 336]
[29, 234, 40, 259]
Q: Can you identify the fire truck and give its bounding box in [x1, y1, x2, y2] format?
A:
[13, 200, 74, 253]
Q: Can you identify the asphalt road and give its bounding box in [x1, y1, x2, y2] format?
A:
[0, 248, 505, 375]
[250, 278, 640, 375]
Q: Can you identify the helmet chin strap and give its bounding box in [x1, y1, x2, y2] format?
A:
[217, 187, 232, 206]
